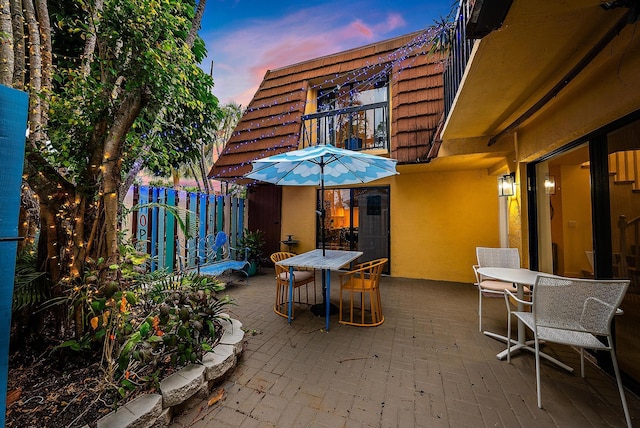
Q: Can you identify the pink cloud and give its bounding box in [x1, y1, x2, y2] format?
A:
[350, 20, 374, 38]
[204, 8, 409, 107]
[384, 13, 406, 31]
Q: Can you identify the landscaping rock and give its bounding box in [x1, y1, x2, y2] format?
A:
[159, 364, 205, 408]
[219, 318, 244, 354]
[202, 344, 236, 381]
[96, 393, 162, 428]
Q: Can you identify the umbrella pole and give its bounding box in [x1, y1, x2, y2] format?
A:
[310, 162, 338, 318]
[321, 173, 325, 257]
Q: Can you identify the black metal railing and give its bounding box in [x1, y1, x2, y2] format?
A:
[443, 0, 476, 119]
[301, 102, 389, 152]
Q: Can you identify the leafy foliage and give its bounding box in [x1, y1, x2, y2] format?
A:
[54, 246, 232, 400]
[238, 229, 266, 264]
[12, 248, 48, 311]
[46, 0, 220, 187]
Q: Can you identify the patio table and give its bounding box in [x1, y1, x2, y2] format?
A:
[477, 267, 573, 372]
[276, 249, 362, 331]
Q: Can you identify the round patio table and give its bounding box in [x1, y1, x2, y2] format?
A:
[477, 267, 573, 372]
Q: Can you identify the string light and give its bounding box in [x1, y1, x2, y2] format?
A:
[209, 27, 447, 185]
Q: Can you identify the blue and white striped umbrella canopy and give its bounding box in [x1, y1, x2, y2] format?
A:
[245, 144, 398, 186]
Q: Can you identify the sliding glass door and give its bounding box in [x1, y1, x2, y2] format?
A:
[531, 113, 640, 391]
[317, 186, 390, 273]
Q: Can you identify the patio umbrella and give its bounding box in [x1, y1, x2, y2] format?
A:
[245, 143, 399, 255]
[245, 143, 398, 315]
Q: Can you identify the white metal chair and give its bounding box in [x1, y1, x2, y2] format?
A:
[504, 275, 631, 428]
[474, 247, 528, 332]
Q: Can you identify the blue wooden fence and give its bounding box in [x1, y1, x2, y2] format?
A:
[122, 186, 246, 272]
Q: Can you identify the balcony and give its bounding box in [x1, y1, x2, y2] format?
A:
[443, 0, 475, 119]
[301, 102, 389, 152]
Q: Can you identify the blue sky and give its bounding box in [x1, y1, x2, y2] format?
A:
[199, 0, 454, 107]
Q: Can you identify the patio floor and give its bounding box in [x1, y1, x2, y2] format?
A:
[170, 269, 640, 427]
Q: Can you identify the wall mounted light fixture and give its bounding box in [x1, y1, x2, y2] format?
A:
[544, 175, 556, 195]
[498, 173, 515, 197]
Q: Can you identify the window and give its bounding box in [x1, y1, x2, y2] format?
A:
[302, 75, 389, 152]
[317, 187, 390, 273]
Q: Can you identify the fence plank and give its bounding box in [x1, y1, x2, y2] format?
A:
[137, 186, 149, 254]
[123, 186, 245, 274]
[165, 189, 177, 272]
[150, 188, 159, 272]
[199, 193, 207, 264]
[157, 188, 166, 270]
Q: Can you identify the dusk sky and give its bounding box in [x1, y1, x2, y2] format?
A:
[199, 0, 454, 107]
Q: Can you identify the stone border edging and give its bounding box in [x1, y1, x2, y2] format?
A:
[95, 316, 245, 428]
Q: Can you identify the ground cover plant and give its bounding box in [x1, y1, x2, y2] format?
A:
[7, 244, 232, 427]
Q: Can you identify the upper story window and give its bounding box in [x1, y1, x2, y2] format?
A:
[302, 75, 390, 152]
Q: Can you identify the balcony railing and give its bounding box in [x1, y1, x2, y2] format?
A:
[443, 0, 476, 119]
[301, 102, 389, 152]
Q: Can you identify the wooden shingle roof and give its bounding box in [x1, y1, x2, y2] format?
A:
[209, 30, 445, 183]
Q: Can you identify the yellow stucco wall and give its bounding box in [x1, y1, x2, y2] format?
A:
[280, 187, 317, 254]
[392, 168, 500, 282]
[559, 164, 593, 277]
[278, 168, 500, 284]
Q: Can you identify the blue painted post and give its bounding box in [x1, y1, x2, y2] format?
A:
[188, 192, 198, 266]
[150, 187, 158, 272]
[216, 196, 224, 259]
[0, 85, 29, 427]
[198, 193, 206, 264]
[207, 195, 216, 263]
[165, 189, 176, 272]
[157, 188, 166, 270]
[237, 198, 245, 234]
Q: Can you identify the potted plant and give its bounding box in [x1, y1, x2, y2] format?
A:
[238, 229, 265, 276]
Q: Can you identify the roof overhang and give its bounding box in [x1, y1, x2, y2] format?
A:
[441, 1, 631, 141]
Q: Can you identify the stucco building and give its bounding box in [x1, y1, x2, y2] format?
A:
[210, 0, 640, 389]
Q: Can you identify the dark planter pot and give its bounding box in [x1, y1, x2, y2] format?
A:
[247, 261, 258, 277]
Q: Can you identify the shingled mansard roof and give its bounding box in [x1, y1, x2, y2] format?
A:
[209, 30, 445, 184]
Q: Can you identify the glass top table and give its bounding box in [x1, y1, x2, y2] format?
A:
[277, 249, 363, 331]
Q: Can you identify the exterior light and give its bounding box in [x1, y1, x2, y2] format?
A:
[544, 175, 556, 195]
[498, 173, 515, 197]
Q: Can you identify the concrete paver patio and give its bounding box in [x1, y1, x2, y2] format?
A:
[170, 269, 640, 427]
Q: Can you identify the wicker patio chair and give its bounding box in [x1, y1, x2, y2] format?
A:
[270, 252, 317, 319]
[339, 258, 387, 327]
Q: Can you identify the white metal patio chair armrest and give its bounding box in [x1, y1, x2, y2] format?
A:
[503, 288, 532, 307]
[585, 297, 624, 315]
[472, 264, 481, 286]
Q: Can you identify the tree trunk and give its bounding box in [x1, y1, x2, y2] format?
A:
[0, 0, 14, 85]
[186, 0, 206, 47]
[102, 90, 145, 256]
[81, 0, 103, 77]
[10, 0, 25, 89]
[38, 204, 62, 282]
[198, 152, 210, 194]
[23, 0, 42, 144]
[34, 0, 51, 127]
